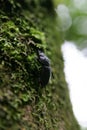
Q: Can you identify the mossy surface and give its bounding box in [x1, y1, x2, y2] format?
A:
[0, 0, 80, 130]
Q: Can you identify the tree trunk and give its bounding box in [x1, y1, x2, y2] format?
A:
[0, 0, 80, 130]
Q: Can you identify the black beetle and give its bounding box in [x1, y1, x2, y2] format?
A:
[37, 50, 51, 87]
[28, 39, 51, 87]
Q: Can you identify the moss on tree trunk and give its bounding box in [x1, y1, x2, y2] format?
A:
[0, 0, 80, 130]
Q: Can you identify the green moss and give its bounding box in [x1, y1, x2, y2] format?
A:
[0, 0, 80, 130]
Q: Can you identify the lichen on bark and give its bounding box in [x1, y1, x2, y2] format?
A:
[0, 0, 80, 130]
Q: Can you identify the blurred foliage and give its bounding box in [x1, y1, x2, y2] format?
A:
[0, 0, 80, 130]
[57, 0, 87, 48]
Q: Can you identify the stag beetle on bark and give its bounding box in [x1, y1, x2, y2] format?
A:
[28, 38, 51, 87]
[37, 50, 51, 87]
